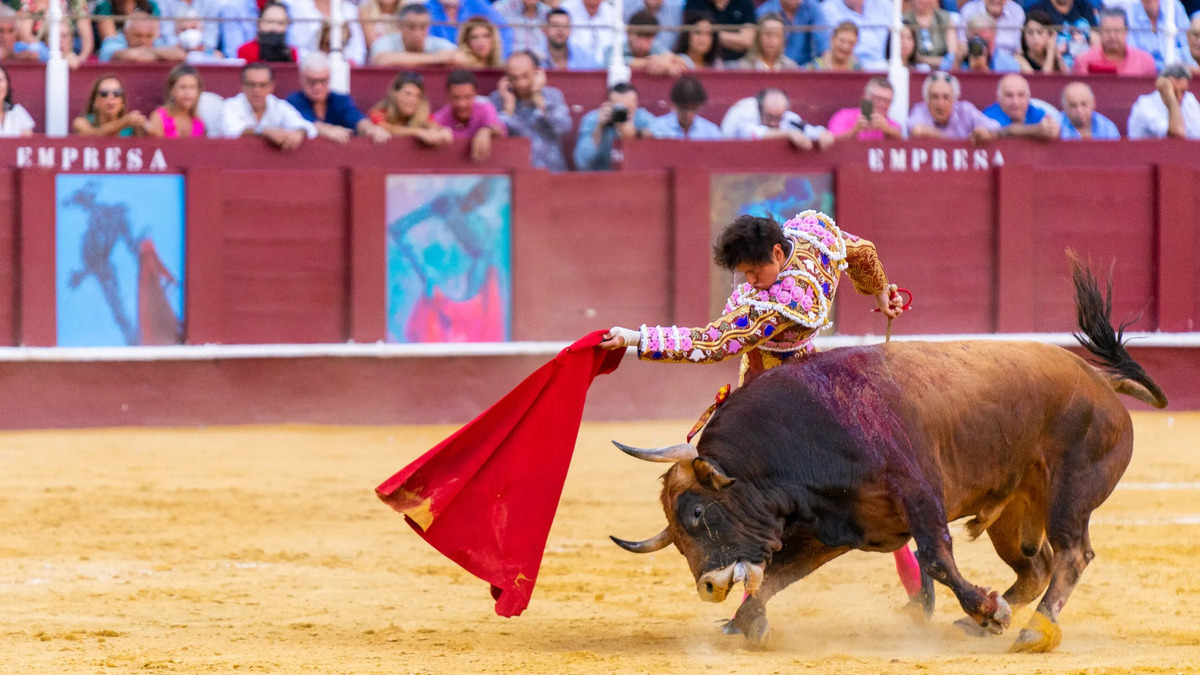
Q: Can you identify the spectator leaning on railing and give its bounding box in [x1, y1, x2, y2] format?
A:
[720, 87, 834, 150]
[0, 64, 34, 137]
[647, 74, 724, 139]
[1058, 81, 1120, 140]
[827, 76, 903, 141]
[982, 73, 1060, 140]
[73, 74, 147, 137]
[94, 0, 161, 42]
[491, 50, 572, 172]
[574, 82, 656, 171]
[907, 70, 1000, 141]
[368, 71, 454, 145]
[288, 52, 391, 144]
[222, 62, 317, 150]
[432, 68, 507, 162]
[146, 63, 206, 138]
[1127, 64, 1200, 139]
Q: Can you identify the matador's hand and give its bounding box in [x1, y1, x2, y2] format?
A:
[875, 284, 906, 319]
[600, 326, 641, 350]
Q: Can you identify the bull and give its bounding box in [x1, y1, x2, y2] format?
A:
[611, 255, 1167, 652]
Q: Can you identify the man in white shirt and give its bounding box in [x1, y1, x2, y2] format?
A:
[1128, 64, 1200, 139]
[720, 88, 834, 150]
[223, 63, 318, 150]
[561, 0, 619, 65]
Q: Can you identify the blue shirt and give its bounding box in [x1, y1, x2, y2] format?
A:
[426, 0, 514, 57]
[1059, 110, 1120, 140]
[647, 111, 724, 140]
[757, 0, 829, 67]
[982, 102, 1046, 127]
[540, 46, 601, 70]
[286, 91, 367, 131]
[98, 34, 172, 62]
[625, 0, 684, 54]
[1126, 0, 1189, 72]
[574, 106, 656, 171]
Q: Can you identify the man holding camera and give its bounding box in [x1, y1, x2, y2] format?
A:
[942, 14, 1020, 73]
[827, 77, 903, 141]
[573, 82, 656, 171]
[720, 88, 834, 150]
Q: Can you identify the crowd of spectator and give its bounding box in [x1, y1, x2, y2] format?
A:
[0, 0, 1196, 148]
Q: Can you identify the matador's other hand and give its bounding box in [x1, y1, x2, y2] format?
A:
[600, 326, 641, 350]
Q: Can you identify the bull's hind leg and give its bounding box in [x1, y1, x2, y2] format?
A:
[1011, 412, 1134, 653]
[986, 499, 1054, 609]
[903, 494, 1013, 635]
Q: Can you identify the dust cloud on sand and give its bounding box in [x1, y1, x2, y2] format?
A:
[1, 414, 1198, 674]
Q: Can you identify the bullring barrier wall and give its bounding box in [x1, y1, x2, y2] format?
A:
[0, 135, 1197, 427]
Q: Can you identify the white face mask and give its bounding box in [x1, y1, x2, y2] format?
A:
[177, 28, 203, 50]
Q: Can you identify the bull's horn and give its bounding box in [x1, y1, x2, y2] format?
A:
[610, 529, 672, 553]
[612, 440, 699, 462]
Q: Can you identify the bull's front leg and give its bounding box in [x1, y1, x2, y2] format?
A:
[906, 502, 1013, 634]
[723, 539, 848, 648]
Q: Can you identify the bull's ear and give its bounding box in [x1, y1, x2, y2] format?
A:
[692, 458, 735, 490]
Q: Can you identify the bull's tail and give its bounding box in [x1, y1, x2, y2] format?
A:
[1068, 250, 1168, 409]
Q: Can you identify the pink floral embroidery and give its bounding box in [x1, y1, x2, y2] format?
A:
[776, 290, 792, 305]
[798, 287, 814, 311]
[706, 327, 720, 341]
[681, 336, 693, 350]
[727, 340, 741, 354]
[781, 276, 796, 290]
[757, 290, 770, 302]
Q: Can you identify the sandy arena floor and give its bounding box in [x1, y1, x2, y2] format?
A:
[1, 413, 1198, 674]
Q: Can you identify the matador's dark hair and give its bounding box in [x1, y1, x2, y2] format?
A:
[712, 215, 787, 270]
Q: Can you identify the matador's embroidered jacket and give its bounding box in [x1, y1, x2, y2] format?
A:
[637, 210, 889, 379]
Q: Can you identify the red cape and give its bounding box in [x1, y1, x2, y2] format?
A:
[376, 331, 624, 616]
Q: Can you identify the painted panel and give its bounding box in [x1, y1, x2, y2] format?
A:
[55, 175, 185, 347]
[385, 174, 512, 343]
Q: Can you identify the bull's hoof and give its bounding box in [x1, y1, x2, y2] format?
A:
[743, 615, 771, 648]
[719, 619, 741, 635]
[1009, 612, 1062, 653]
[952, 616, 994, 638]
[899, 596, 930, 624]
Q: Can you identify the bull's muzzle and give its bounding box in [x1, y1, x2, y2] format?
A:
[696, 562, 764, 603]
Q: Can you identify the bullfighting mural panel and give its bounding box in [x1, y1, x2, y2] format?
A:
[708, 172, 835, 323]
[55, 175, 185, 347]
[385, 174, 512, 343]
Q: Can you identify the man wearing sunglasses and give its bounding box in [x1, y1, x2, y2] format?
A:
[287, 53, 390, 144]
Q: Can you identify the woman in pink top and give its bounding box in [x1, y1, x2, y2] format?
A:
[146, 64, 206, 139]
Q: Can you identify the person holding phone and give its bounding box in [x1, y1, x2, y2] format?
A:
[827, 76, 903, 141]
[490, 50, 572, 171]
